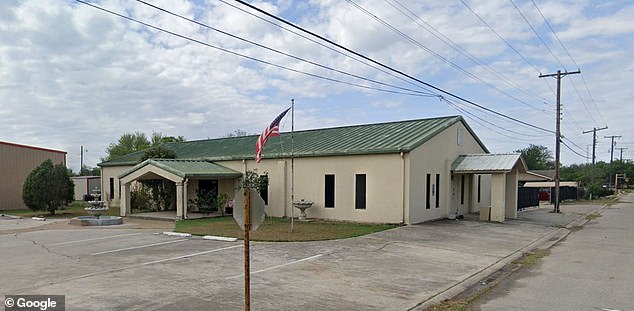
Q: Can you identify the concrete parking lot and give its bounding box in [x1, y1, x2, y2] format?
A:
[0, 203, 599, 310]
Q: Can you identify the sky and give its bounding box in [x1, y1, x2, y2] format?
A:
[1, 0, 633, 172]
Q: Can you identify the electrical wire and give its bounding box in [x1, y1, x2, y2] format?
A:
[75, 0, 437, 98]
[347, 0, 548, 113]
[510, 0, 565, 69]
[134, 0, 438, 98]
[216, 0, 440, 97]
[386, 0, 551, 106]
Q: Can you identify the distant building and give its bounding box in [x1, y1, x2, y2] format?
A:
[70, 176, 101, 201]
[100, 116, 527, 223]
[0, 141, 67, 210]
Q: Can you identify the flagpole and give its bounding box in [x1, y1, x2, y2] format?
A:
[290, 99, 295, 232]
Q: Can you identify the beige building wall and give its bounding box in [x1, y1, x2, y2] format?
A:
[0, 142, 66, 210]
[408, 122, 488, 224]
[218, 154, 405, 224]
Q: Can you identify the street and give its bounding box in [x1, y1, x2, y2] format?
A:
[477, 193, 634, 311]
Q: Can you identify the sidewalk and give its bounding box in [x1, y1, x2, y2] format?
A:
[407, 200, 605, 310]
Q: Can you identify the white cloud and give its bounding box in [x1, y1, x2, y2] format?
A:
[0, 0, 632, 169]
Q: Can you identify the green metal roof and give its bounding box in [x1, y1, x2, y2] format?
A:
[118, 159, 243, 179]
[101, 115, 487, 167]
[451, 154, 526, 173]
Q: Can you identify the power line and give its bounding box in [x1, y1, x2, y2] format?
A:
[459, 0, 557, 96]
[347, 0, 548, 113]
[530, 0, 607, 127]
[510, 0, 565, 69]
[384, 0, 551, 106]
[443, 97, 550, 139]
[230, 0, 555, 134]
[75, 0, 436, 98]
[215, 0, 440, 96]
[134, 0, 437, 98]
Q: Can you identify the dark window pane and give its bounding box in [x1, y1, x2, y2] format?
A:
[109, 178, 114, 200]
[259, 175, 269, 205]
[355, 174, 366, 210]
[477, 175, 481, 203]
[435, 174, 440, 208]
[325, 174, 335, 208]
[426, 174, 431, 209]
[460, 175, 465, 205]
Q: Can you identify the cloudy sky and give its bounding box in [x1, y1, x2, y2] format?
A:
[1, 0, 633, 172]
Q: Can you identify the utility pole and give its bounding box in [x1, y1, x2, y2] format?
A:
[604, 135, 621, 190]
[80, 145, 85, 176]
[540, 69, 580, 213]
[616, 147, 628, 161]
[582, 127, 607, 197]
[604, 135, 621, 163]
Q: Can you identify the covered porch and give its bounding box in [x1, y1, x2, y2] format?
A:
[118, 159, 243, 219]
[451, 154, 528, 222]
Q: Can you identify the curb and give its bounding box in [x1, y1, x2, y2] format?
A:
[410, 202, 611, 310]
[0, 214, 23, 219]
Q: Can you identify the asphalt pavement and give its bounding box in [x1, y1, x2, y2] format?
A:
[0, 200, 605, 310]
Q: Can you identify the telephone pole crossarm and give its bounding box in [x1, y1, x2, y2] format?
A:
[539, 69, 581, 213]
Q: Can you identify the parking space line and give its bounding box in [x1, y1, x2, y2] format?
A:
[141, 245, 242, 266]
[226, 254, 324, 280]
[90, 239, 188, 256]
[49, 233, 144, 246]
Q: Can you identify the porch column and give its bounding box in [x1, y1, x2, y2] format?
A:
[490, 173, 506, 222]
[120, 183, 131, 217]
[176, 181, 184, 219]
[505, 170, 519, 219]
[183, 179, 189, 220]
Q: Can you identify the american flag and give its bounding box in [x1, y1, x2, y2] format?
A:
[255, 107, 290, 163]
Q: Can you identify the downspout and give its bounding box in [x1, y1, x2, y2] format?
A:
[401, 151, 406, 225]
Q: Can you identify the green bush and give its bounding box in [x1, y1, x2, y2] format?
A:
[22, 159, 73, 215]
[585, 184, 613, 199]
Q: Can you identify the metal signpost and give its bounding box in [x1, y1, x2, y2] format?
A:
[232, 187, 266, 311]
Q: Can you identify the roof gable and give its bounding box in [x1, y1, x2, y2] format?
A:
[118, 159, 242, 180]
[101, 115, 487, 166]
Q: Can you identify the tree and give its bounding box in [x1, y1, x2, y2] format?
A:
[150, 132, 186, 146]
[140, 146, 177, 161]
[104, 132, 186, 161]
[515, 144, 554, 170]
[103, 132, 150, 161]
[22, 159, 74, 215]
[223, 129, 250, 138]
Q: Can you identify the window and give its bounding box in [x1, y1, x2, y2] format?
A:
[436, 174, 440, 207]
[457, 128, 464, 146]
[426, 174, 431, 209]
[109, 178, 114, 200]
[460, 175, 465, 205]
[259, 175, 269, 205]
[477, 175, 481, 203]
[355, 174, 366, 210]
[325, 174, 335, 208]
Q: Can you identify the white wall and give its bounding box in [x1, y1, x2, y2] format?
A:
[408, 122, 488, 223]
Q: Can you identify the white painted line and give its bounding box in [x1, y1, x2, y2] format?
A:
[162, 231, 192, 238]
[202, 235, 237, 242]
[141, 245, 241, 266]
[226, 254, 324, 280]
[90, 239, 188, 256]
[49, 233, 144, 246]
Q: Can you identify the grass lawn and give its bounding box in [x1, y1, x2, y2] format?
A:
[175, 216, 399, 242]
[0, 201, 120, 218]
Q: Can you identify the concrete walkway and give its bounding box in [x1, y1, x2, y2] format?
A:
[0, 200, 605, 310]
